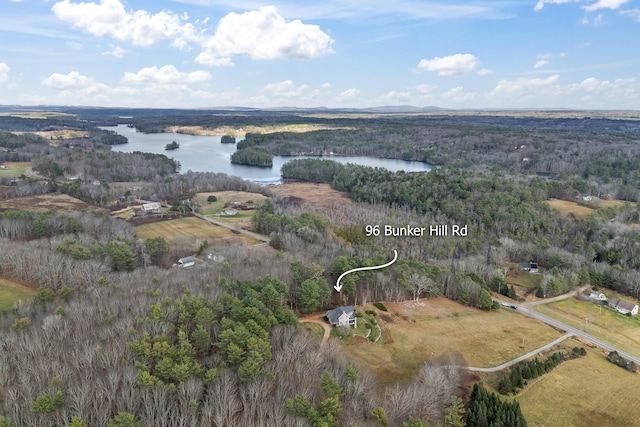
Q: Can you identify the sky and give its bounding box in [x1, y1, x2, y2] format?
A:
[0, 0, 639, 109]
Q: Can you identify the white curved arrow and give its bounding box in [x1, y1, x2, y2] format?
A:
[334, 250, 398, 292]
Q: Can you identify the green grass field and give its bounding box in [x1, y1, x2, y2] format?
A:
[536, 298, 640, 356]
[0, 277, 35, 311]
[0, 162, 28, 178]
[518, 346, 640, 427]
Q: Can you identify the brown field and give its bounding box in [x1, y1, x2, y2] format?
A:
[546, 198, 634, 221]
[545, 199, 595, 220]
[535, 297, 640, 356]
[518, 346, 640, 427]
[270, 182, 353, 210]
[0, 193, 100, 212]
[338, 298, 563, 387]
[0, 277, 35, 311]
[135, 216, 262, 248]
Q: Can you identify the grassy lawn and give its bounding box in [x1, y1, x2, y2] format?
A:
[507, 270, 543, 289]
[535, 298, 640, 356]
[0, 277, 35, 311]
[338, 298, 563, 387]
[518, 345, 640, 427]
[135, 216, 262, 248]
[545, 199, 595, 219]
[195, 191, 267, 229]
[0, 162, 28, 178]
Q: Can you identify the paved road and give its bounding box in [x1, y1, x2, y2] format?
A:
[495, 288, 640, 366]
[193, 213, 270, 243]
[468, 333, 574, 372]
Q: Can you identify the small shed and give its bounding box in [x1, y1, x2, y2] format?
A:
[178, 256, 195, 268]
[326, 306, 356, 328]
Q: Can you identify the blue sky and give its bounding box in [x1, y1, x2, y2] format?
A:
[1, 0, 639, 109]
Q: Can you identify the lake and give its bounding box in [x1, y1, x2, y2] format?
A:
[104, 125, 433, 184]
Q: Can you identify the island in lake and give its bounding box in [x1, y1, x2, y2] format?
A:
[165, 140, 180, 150]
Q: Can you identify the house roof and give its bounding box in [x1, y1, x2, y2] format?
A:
[326, 306, 354, 324]
[609, 297, 638, 311]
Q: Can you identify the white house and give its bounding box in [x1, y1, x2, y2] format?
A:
[589, 291, 607, 301]
[608, 297, 639, 316]
[326, 306, 357, 328]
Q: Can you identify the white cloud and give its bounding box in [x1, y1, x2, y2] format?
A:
[416, 53, 480, 76]
[443, 86, 477, 104]
[336, 88, 360, 101]
[122, 65, 211, 85]
[102, 46, 126, 58]
[583, 0, 630, 12]
[494, 74, 560, 95]
[0, 63, 10, 83]
[42, 71, 96, 90]
[534, 60, 549, 68]
[67, 41, 83, 51]
[477, 68, 493, 76]
[415, 84, 437, 94]
[196, 6, 334, 66]
[52, 0, 189, 46]
[620, 9, 640, 21]
[263, 80, 309, 98]
[534, 0, 577, 12]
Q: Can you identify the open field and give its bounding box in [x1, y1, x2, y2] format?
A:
[546, 198, 634, 220]
[0, 162, 28, 178]
[0, 277, 35, 311]
[270, 182, 353, 210]
[518, 345, 640, 427]
[545, 199, 595, 220]
[0, 193, 100, 212]
[535, 297, 640, 356]
[195, 191, 267, 229]
[505, 264, 543, 289]
[338, 298, 563, 387]
[135, 216, 263, 247]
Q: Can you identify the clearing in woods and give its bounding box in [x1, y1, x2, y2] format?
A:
[545, 198, 632, 220]
[338, 298, 562, 387]
[270, 182, 353, 210]
[517, 346, 640, 427]
[195, 190, 268, 229]
[135, 216, 262, 248]
[0, 193, 98, 212]
[0, 277, 35, 311]
[0, 162, 29, 178]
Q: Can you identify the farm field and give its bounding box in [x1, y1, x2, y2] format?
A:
[134, 216, 263, 248]
[195, 190, 267, 229]
[270, 182, 353, 210]
[0, 162, 28, 178]
[0, 277, 35, 311]
[518, 346, 640, 427]
[545, 198, 632, 220]
[338, 298, 563, 387]
[535, 298, 640, 356]
[0, 193, 99, 212]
